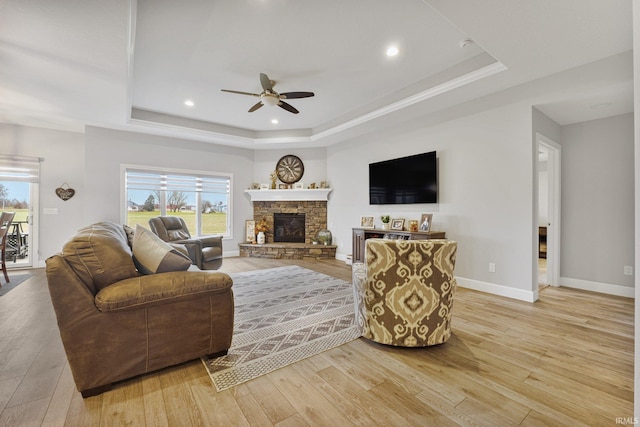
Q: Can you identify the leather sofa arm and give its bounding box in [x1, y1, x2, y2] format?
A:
[95, 271, 232, 312]
[198, 235, 222, 247]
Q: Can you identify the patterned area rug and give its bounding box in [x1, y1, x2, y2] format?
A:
[202, 265, 359, 391]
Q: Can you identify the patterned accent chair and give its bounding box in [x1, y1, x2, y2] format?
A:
[352, 239, 457, 347]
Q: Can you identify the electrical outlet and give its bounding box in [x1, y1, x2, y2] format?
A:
[624, 266, 633, 276]
[489, 263, 496, 273]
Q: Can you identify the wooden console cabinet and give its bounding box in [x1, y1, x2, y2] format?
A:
[352, 227, 446, 263]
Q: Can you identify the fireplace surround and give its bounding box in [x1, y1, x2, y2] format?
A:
[239, 197, 336, 259]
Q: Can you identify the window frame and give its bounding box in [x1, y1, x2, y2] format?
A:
[121, 164, 233, 239]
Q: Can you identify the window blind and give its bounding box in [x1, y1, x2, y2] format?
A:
[126, 170, 230, 194]
[0, 155, 41, 183]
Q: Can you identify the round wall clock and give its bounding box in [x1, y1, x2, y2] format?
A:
[276, 155, 304, 184]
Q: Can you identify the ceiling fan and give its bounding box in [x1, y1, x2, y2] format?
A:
[221, 73, 314, 114]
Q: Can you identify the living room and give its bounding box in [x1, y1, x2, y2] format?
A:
[0, 0, 638, 424]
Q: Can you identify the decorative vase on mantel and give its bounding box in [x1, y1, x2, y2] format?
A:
[257, 231, 266, 244]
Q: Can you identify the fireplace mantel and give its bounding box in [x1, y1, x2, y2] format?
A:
[244, 188, 332, 202]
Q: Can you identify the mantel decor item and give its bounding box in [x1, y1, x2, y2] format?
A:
[55, 183, 75, 201]
[255, 218, 268, 244]
[315, 229, 332, 245]
[245, 220, 256, 243]
[276, 155, 304, 184]
[380, 215, 390, 230]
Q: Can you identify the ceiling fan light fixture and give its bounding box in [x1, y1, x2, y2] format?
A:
[261, 94, 279, 107]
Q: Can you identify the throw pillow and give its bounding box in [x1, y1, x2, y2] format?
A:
[123, 224, 135, 249]
[132, 224, 192, 274]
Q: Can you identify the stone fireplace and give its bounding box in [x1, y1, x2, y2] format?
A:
[252, 200, 327, 244]
[238, 189, 335, 259]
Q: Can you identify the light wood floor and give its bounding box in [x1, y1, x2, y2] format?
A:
[0, 257, 633, 426]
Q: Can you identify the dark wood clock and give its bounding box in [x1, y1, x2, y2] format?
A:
[276, 155, 304, 184]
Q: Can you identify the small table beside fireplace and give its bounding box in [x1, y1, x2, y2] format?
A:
[352, 227, 446, 263]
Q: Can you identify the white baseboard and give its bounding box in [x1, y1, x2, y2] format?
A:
[455, 276, 536, 303]
[559, 276, 634, 298]
[224, 250, 240, 258]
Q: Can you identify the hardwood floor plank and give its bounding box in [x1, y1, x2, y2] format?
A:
[140, 374, 169, 427]
[0, 258, 631, 426]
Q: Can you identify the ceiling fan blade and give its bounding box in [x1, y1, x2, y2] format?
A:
[260, 73, 274, 91]
[221, 89, 260, 97]
[278, 101, 299, 114]
[280, 91, 315, 99]
[248, 101, 264, 112]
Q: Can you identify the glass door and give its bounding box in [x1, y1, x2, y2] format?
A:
[0, 180, 32, 268]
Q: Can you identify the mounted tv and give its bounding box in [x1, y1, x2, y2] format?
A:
[369, 151, 437, 205]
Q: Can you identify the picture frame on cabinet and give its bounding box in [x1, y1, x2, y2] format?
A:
[360, 216, 374, 228]
[390, 218, 405, 231]
[419, 213, 433, 232]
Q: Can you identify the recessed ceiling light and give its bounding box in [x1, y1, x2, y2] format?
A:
[458, 39, 473, 48]
[386, 45, 399, 57]
[271, 119, 279, 124]
[184, 99, 194, 107]
[590, 102, 612, 110]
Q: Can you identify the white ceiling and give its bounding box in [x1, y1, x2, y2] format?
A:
[0, 0, 633, 148]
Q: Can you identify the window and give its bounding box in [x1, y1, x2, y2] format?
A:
[124, 166, 232, 237]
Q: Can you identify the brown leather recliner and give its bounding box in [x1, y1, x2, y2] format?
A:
[45, 221, 234, 397]
[149, 216, 223, 270]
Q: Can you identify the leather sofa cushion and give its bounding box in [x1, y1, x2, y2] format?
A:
[61, 222, 138, 294]
[132, 225, 192, 274]
[94, 270, 233, 312]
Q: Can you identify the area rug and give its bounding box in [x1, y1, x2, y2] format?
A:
[202, 265, 360, 391]
[0, 271, 33, 296]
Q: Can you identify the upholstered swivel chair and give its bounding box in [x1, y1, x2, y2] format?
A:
[352, 238, 457, 347]
[149, 216, 223, 270]
[0, 212, 15, 283]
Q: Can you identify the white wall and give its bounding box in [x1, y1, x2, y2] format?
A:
[253, 147, 327, 189]
[560, 113, 634, 291]
[327, 101, 537, 301]
[83, 126, 255, 255]
[0, 124, 85, 265]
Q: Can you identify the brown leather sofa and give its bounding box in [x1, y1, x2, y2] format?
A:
[45, 221, 234, 397]
[149, 216, 223, 270]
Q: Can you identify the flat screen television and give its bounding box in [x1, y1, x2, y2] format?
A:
[369, 151, 437, 204]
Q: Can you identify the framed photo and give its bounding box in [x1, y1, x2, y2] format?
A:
[278, 183, 289, 189]
[245, 220, 256, 242]
[390, 218, 404, 230]
[294, 182, 304, 189]
[259, 183, 269, 190]
[419, 213, 433, 232]
[360, 216, 374, 228]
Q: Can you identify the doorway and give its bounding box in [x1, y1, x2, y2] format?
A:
[537, 134, 561, 288]
[0, 180, 35, 269]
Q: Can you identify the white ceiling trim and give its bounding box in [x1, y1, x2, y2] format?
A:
[126, 61, 507, 147]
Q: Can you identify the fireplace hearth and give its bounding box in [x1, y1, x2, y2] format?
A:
[273, 213, 305, 243]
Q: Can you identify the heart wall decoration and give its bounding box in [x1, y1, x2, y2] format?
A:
[55, 184, 75, 201]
